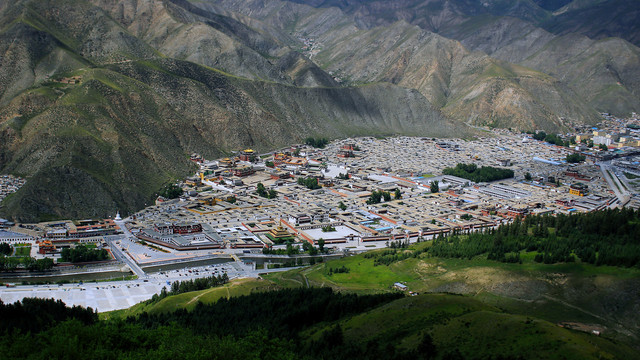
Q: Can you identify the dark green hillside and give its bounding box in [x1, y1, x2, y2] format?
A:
[428, 209, 640, 267]
[304, 294, 637, 360]
[2, 291, 636, 359]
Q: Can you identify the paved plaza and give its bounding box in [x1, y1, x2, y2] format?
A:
[0, 280, 166, 312]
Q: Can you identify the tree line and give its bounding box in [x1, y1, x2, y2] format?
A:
[0, 255, 55, 272]
[0, 289, 419, 360]
[147, 273, 229, 304]
[60, 245, 109, 263]
[327, 265, 350, 275]
[0, 298, 97, 334]
[529, 131, 575, 147]
[428, 208, 640, 267]
[132, 288, 402, 340]
[305, 137, 329, 148]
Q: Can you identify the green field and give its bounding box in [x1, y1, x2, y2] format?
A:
[13, 245, 31, 257]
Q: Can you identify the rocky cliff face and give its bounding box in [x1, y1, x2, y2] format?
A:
[248, 0, 639, 117]
[442, 15, 640, 117]
[214, 0, 601, 128]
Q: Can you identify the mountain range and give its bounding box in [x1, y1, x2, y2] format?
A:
[0, 0, 638, 220]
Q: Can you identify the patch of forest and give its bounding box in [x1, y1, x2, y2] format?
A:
[429, 208, 640, 266]
[2, 289, 634, 360]
[362, 209, 640, 268]
[60, 245, 109, 263]
[0, 290, 412, 360]
[442, 163, 514, 183]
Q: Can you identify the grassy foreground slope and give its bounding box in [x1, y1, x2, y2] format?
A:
[303, 294, 637, 360]
[102, 210, 640, 356]
[265, 242, 640, 343]
[98, 274, 639, 359]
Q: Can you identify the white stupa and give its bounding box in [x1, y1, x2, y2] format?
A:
[114, 211, 122, 221]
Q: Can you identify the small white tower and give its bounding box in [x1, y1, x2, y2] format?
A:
[114, 211, 122, 221]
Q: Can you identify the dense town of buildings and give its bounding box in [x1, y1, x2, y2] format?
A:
[2, 121, 640, 311]
[2, 120, 640, 280]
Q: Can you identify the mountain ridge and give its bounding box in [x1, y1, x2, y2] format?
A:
[1, 0, 638, 220]
[0, 0, 457, 220]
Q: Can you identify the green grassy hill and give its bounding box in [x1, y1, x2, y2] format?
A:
[303, 294, 637, 359]
[81, 211, 640, 359]
[102, 272, 639, 359]
[265, 241, 640, 345]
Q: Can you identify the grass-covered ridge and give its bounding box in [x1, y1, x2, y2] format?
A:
[264, 219, 640, 344]
[3, 288, 637, 359]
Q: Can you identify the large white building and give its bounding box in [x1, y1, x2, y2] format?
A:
[592, 136, 612, 146]
[0, 230, 35, 244]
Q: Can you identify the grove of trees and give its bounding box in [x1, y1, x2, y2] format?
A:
[0, 289, 409, 360]
[428, 209, 640, 267]
[0, 243, 11, 255]
[0, 255, 55, 272]
[256, 183, 277, 199]
[530, 131, 572, 147]
[366, 190, 391, 204]
[305, 137, 329, 148]
[147, 274, 229, 304]
[430, 180, 439, 193]
[158, 183, 183, 199]
[442, 163, 514, 183]
[298, 177, 321, 190]
[60, 245, 109, 263]
[566, 153, 586, 163]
